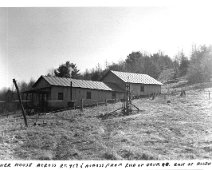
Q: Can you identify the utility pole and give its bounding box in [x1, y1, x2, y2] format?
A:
[13, 79, 28, 127]
[124, 82, 131, 115]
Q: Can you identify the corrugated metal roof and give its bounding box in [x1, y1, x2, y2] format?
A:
[111, 70, 163, 85]
[42, 76, 123, 91]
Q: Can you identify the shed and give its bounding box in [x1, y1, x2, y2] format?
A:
[102, 70, 163, 97]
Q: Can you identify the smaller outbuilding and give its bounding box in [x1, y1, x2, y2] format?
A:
[102, 70, 163, 97]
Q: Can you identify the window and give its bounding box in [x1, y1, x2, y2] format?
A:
[140, 85, 144, 92]
[58, 92, 63, 100]
[86, 91, 91, 99]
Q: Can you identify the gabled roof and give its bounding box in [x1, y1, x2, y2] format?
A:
[110, 70, 163, 85]
[33, 76, 124, 92]
[104, 82, 125, 92]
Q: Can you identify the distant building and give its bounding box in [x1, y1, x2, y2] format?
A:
[23, 70, 162, 110]
[102, 70, 163, 97]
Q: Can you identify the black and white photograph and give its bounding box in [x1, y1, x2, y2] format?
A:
[0, 0, 212, 166]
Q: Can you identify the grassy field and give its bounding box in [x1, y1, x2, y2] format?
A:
[0, 86, 212, 160]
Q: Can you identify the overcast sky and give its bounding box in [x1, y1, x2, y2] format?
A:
[0, 4, 212, 89]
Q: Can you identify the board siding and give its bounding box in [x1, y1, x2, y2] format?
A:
[48, 86, 124, 108]
[130, 84, 161, 96]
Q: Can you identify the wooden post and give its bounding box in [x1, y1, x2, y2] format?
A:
[35, 113, 39, 124]
[125, 83, 130, 115]
[80, 98, 83, 111]
[70, 81, 72, 101]
[13, 79, 28, 127]
[31, 93, 34, 106]
[105, 99, 107, 106]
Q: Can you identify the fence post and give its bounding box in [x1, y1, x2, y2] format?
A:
[105, 99, 107, 106]
[13, 79, 28, 127]
[80, 99, 83, 111]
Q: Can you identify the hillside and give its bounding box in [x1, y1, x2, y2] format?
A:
[0, 86, 212, 160]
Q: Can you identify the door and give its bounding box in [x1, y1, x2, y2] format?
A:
[39, 93, 48, 111]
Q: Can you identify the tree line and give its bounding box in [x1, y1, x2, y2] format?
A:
[49, 44, 211, 84]
[0, 44, 212, 103]
[47, 52, 177, 81]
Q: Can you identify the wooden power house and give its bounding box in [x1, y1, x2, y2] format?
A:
[22, 70, 163, 111]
